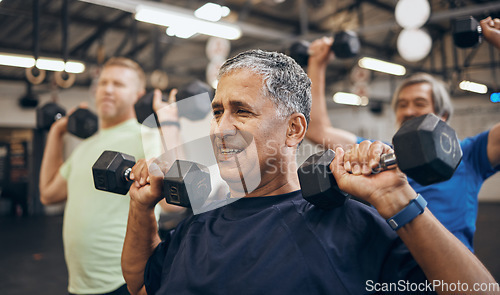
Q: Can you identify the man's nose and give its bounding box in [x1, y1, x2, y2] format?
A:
[213, 113, 237, 138]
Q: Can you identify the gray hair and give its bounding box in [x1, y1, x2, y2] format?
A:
[218, 49, 311, 124]
[391, 72, 454, 121]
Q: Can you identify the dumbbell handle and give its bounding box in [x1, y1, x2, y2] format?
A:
[378, 153, 397, 170]
[54, 113, 63, 121]
[123, 167, 132, 182]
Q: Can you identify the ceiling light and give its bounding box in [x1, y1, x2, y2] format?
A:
[0, 53, 85, 73]
[395, 0, 431, 29]
[397, 28, 432, 62]
[333, 92, 368, 106]
[195, 2, 230, 22]
[459, 80, 487, 94]
[0, 53, 35, 68]
[135, 5, 241, 40]
[358, 57, 406, 76]
[166, 26, 197, 39]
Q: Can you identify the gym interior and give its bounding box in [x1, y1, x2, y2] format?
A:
[0, 0, 499, 294]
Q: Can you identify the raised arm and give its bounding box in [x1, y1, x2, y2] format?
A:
[332, 141, 498, 294]
[122, 159, 165, 295]
[39, 116, 68, 205]
[481, 17, 500, 50]
[306, 37, 357, 148]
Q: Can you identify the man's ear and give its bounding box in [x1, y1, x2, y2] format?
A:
[285, 113, 307, 147]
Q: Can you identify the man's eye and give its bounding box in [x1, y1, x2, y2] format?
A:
[213, 110, 222, 116]
[237, 109, 250, 114]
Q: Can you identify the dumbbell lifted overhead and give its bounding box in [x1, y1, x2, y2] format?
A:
[298, 113, 463, 209]
[288, 31, 361, 67]
[453, 16, 482, 48]
[92, 150, 211, 209]
[135, 79, 213, 128]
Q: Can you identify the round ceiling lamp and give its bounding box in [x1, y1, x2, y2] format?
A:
[395, 0, 431, 29]
[397, 28, 432, 62]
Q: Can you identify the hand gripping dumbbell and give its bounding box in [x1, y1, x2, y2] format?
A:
[92, 150, 211, 209]
[453, 16, 482, 48]
[135, 79, 214, 128]
[36, 102, 98, 139]
[287, 31, 361, 67]
[298, 113, 463, 209]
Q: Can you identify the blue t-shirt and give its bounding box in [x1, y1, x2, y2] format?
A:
[357, 130, 499, 251]
[145, 191, 431, 295]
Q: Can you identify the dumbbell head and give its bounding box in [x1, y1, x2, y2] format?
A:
[176, 80, 214, 121]
[92, 151, 136, 195]
[163, 160, 211, 209]
[67, 108, 98, 139]
[36, 102, 66, 130]
[392, 113, 462, 185]
[298, 149, 349, 210]
[288, 31, 361, 67]
[287, 40, 311, 67]
[68, 108, 99, 138]
[331, 31, 361, 59]
[135, 79, 213, 127]
[453, 16, 482, 48]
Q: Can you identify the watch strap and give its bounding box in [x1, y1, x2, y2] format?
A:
[386, 194, 427, 230]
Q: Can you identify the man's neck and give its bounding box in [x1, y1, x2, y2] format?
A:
[230, 170, 301, 199]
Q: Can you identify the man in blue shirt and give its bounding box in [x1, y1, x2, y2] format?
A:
[305, 25, 500, 251]
[121, 50, 498, 295]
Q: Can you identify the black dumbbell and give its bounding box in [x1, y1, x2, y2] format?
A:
[36, 102, 66, 130]
[135, 79, 214, 128]
[67, 108, 98, 139]
[36, 103, 98, 139]
[298, 113, 463, 209]
[453, 16, 482, 48]
[92, 150, 211, 209]
[288, 31, 361, 67]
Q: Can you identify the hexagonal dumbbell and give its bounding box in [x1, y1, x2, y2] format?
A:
[92, 151, 136, 195]
[298, 113, 463, 209]
[67, 108, 98, 139]
[92, 150, 211, 209]
[135, 79, 214, 128]
[453, 16, 482, 48]
[287, 31, 361, 67]
[162, 160, 212, 210]
[36, 102, 66, 130]
[36, 103, 98, 139]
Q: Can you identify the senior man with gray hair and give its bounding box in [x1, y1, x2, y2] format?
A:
[305, 37, 500, 252]
[120, 49, 498, 295]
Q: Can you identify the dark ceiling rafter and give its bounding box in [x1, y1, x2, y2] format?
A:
[70, 12, 131, 59]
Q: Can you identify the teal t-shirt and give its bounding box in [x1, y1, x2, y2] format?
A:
[60, 119, 161, 294]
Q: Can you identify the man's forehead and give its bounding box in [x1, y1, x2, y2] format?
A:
[398, 83, 433, 100]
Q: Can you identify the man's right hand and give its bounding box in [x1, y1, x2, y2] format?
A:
[129, 159, 165, 210]
[481, 16, 500, 50]
[308, 36, 334, 69]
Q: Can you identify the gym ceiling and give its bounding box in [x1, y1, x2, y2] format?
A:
[0, 0, 499, 101]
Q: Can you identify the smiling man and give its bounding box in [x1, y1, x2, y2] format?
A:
[121, 50, 498, 295]
[305, 37, 500, 252]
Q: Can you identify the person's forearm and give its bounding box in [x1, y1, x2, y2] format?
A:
[398, 209, 498, 294]
[122, 200, 162, 295]
[306, 62, 357, 147]
[369, 184, 498, 294]
[39, 124, 66, 203]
